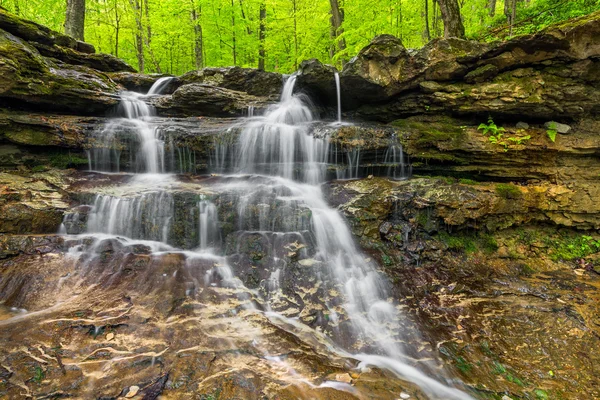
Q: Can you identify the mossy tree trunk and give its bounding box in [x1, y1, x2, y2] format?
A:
[65, 0, 85, 41]
[435, 0, 465, 39]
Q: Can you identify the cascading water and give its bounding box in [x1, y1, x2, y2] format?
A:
[87, 76, 182, 174]
[222, 76, 472, 399]
[147, 76, 174, 95]
[334, 71, 342, 123]
[235, 75, 329, 184]
[58, 74, 470, 399]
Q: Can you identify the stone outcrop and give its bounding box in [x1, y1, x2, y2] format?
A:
[293, 11, 600, 122]
[151, 83, 273, 117]
[177, 67, 283, 97]
[0, 9, 132, 115]
[326, 177, 600, 399]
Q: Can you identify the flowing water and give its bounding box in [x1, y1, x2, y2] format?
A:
[55, 76, 472, 399]
[334, 71, 342, 123]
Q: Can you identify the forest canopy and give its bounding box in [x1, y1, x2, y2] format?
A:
[1, 0, 599, 75]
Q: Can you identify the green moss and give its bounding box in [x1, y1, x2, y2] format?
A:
[480, 235, 499, 253]
[459, 178, 479, 185]
[495, 183, 522, 199]
[48, 152, 88, 169]
[438, 232, 477, 253]
[544, 234, 600, 261]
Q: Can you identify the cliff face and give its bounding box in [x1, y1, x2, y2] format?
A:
[0, 7, 600, 400]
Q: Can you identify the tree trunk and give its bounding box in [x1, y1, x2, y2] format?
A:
[128, 0, 144, 73]
[328, 0, 346, 59]
[436, 0, 465, 39]
[504, 0, 517, 35]
[424, 0, 431, 41]
[191, 2, 203, 69]
[231, 0, 236, 66]
[258, 1, 266, 71]
[488, 0, 497, 17]
[293, 0, 298, 68]
[65, 0, 86, 41]
[114, 0, 120, 57]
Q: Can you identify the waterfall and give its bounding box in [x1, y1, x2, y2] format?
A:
[87, 92, 165, 173]
[231, 76, 472, 399]
[59, 73, 468, 400]
[384, 134, 411, 180]
[334, 71, 342, 123]
[86, 191, 174, 243]
[235, 76, 329, 184]
[147, 76, 174, 95]
[198, 196, 219, 250]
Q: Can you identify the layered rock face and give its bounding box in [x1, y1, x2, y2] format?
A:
[0, 7, 600, 400]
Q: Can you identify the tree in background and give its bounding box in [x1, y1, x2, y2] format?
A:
[258, 1, 266, 70]
[1, 0, 598, 74]
[65, 0, 86, 40]
[329, 0, 346, 60]
[436, 0, 465, 38]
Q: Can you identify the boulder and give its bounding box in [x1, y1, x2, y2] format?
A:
[0, 8, 133, 72]
[109, 72, 175, 93]
[296, 59, 338, 105]
[152, 83, 272, 117]
[176, 66, 282, 97]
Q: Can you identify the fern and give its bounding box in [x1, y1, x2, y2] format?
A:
[546, 122, 558, 143]
[478, 117, 506, 136]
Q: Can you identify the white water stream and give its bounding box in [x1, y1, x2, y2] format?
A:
[61, 75, 471, 399]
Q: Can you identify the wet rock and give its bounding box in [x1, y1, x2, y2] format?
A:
[109, 72, 174, 93]
[151, 84, 272, 118]
[0, 172, 69, 234]
[0, 29, 120, 114]
[177, 66, 282, 97]
[296, 59, 338, 105]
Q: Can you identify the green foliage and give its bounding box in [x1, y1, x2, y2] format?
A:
[478, 117, 505, 136]
[534, 389, 549, 400]
[479, 118, 531, 151]
[2, 0, 597, 75]
[546, 122, 558, 143]
[544, 234, 600, 261]
[495, 183, 522, 199]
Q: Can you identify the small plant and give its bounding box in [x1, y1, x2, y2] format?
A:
[508, 135, 531, 145]
[33, 366, 44, 383]
[545, 234, 600, 261]
[546, 122, 558, 143]
[480, 118, 530, 151]
[478, 117, 505, 136]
